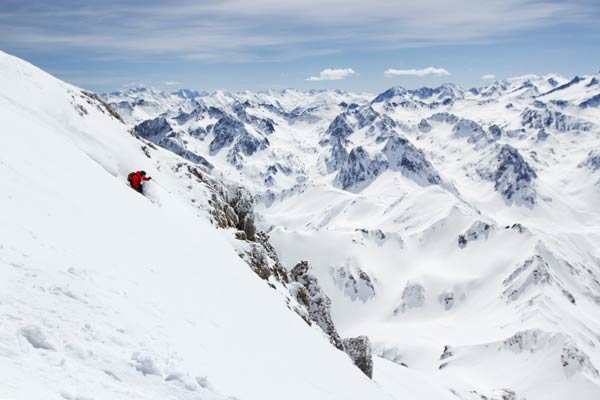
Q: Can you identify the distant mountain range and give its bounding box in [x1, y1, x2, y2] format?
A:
[101, 70, 600, 400]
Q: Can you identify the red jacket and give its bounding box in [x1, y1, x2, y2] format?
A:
[131, 171, 150, 189]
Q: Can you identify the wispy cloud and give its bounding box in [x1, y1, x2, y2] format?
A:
[0, 0, 593, 63]
[384, 67, 450, 77]
[307, 68, 355, 81]
[163, 81, 181, 85]
[481, 74, 496, 80]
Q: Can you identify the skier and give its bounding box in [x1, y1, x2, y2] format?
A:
[128, 170, 152, 194]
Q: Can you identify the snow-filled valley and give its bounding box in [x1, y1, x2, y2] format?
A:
[1, 49, 600, 399]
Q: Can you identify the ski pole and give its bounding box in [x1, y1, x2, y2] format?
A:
[151, 179, 172, 194]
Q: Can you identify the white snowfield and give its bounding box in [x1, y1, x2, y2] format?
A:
[0, 51, 405, 400]
[103, 62, 600, 399]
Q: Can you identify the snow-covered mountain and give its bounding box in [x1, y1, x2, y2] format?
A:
[0, 50, 411, 400]
[101, 67, 600, 400]
[2, 47, 600, 400]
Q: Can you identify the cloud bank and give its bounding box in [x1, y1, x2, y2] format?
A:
[481, 74, 496, 80]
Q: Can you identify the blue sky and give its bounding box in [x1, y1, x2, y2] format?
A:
[1, 0, 599, 93]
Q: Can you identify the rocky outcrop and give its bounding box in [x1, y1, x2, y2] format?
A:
[371, 115, 398, 142]
[438, 291, 455, 310]
[326, 113, 354, 140]
[502, 254, 576, 305]
[372, 86, 407, 104]
[561, 344, 600, 378]
[210, 115, 268, 158]
[493, 145, 537, 206]
[81, 90, 125, 123]
[134, 118, 213, 169]
[429, 112, 458, 124]
[452, 118, 489, 143]
[458, 221, 497, 248]
[488, 124, 502, 139]
[394, 282, 426, 315]
[418, 119, 432, 133]
[334, 135, 443, 191]
[521, 107, 593, 132]
[330, 264, 376, 302]
[579, 93, 600, 108]
[134, 116, 173, 139]
[210, 115, 248, 153]
[158, 135, 213, 170]
[290, 261, 344, 350]
[326, 137, 349, 173]
[354, 106, 379, 128]
[290, 261, 375, 377]
[335, 146, 387, 190]
[326, 106, 391, 142]
[342, 337, 373, 378]
[382, 135, 442, 186]
[578, 150, 600, 172]
[232, 101, 276, 135]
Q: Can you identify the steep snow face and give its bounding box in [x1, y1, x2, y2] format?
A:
[0, 51, 404, 400]
[98, 67, 600, 400]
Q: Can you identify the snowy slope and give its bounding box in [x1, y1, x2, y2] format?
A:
[109, 67, 600, 400]
[0, 50, 409, 400]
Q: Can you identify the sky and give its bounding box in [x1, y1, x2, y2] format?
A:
[1, 0, 599, 94]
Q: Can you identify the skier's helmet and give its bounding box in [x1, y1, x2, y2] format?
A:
[140, 170, 147, 176]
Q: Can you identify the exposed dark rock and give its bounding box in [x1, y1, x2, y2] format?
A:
[326, 137, 349, 173]
[290, 261, 344, 350]
[429, 112, 458, 124]
[493, 145, 537, 205]
[335, 146, 387, 190]
[521, 108, 593, 132]
[229, 187, 256, 241]
[81, 90, 125, 123]
[438, 292, 455, 310]
[354, 106, 379, 128]
[488, 124, 502, 140]
[209, 115, 248, 154]
[382, 135, 442, 185]
[188, 126, 207, 139]
[578, 150, 600, 172]
[134, 117, 173, 138]
[232, 101, 276, 135]
[458, 221, 496, 248]
[158, 137, 213, 170]
[330, 265, 376, 302]
[561, 344, 600, 378]
[326, 113, 354, 140]
[342, 336, 373, 378]
[372, 86, 407, 104]
[233, 130, 269, 157]
[418, 119, 432, 133]
[452, 118, 488, 143]
[539, 76, 583, 97]
[536, 129, 549, 141]
[334, 134, 443, 191]
[210, 115, 269, 165]
[394, 282, 425, 315]
[501, 255, 576, 304]
[505, 223, 527, 233]
[579, 94, 600, 108]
